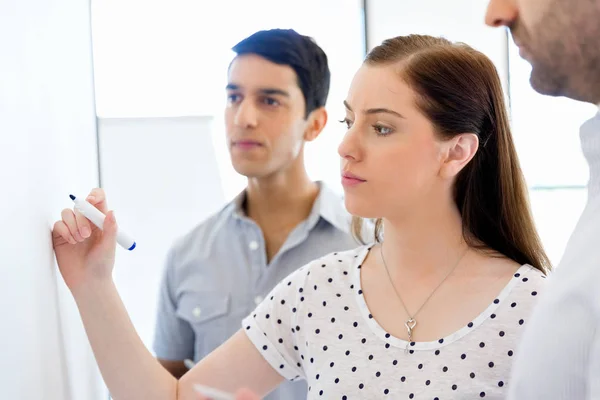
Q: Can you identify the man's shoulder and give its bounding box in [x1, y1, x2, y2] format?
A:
[169, 201, 236, 260]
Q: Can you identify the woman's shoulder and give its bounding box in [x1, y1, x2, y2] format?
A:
[512, 263, 548, 289]
[501, 263, 548, 307]
[467, 254, 548, 315]
[280, 245, 371, 291]
[318, 245, 372, 264]
[302, 245, 372, 276]
[271, 245, 371, 292]
[475, 252, 548, 292]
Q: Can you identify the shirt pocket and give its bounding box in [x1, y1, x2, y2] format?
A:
[176, 292, 233, 360]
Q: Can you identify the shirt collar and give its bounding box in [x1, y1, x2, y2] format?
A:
[227, 181, 351, 234]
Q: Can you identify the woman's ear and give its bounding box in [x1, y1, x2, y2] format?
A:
[439, 133, 479, 178]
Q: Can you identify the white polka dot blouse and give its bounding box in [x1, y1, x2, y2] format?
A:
[242, 245, 546, 399]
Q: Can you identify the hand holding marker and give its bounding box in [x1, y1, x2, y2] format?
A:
[60, 195, 260, 400]
[69, 194, 136, 251]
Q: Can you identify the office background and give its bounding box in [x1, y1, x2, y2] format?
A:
[2, 0, 596, 398]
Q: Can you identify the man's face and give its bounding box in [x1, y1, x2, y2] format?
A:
[224, 54, 310, 179]
[486, 0, 600, 103]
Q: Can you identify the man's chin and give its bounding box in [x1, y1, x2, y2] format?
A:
[231, 164, 267, 179]
[528, 66, 565, 98]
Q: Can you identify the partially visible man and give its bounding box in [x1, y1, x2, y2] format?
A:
[486, 1, 600, 398]
[152, 29, 359, 400]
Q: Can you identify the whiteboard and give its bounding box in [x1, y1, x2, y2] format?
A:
[0, 0, 105, 397]
[97, 116, 226, 350]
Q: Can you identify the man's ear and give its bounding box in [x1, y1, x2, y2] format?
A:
[304, 107, 328, 142]
[439, 133, 479, 179]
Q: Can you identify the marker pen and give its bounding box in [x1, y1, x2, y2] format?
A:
[184, 359, 196, 370]
[193, 384, 235, 400]
[69, 194, 136, 251]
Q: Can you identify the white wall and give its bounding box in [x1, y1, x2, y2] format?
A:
[366, 0, 509, 103]
[98, 116, 225, 349]
[0, 0, 105, 399]
[507, 42, 597, 188]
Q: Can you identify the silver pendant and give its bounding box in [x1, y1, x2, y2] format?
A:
[405, 318, 417, 340]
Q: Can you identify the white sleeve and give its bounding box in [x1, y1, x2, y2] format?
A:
[507, 293, 595, 399]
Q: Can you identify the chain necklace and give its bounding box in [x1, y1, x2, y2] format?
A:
[379, 244, 469, 352]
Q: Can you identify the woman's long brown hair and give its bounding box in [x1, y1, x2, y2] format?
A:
[352, 35, 551, 274]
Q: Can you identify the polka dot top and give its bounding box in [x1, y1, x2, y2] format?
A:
[242, 245, 546, 399]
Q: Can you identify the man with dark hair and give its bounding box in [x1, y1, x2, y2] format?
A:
[486, 1, 600, 398]
[152, 29, 357, 400]
[232, 29, 331, 119]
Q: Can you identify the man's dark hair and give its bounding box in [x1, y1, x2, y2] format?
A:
[232, 29, 330, 117]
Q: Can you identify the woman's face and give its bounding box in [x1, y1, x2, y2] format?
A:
[338, 64, 462, 220]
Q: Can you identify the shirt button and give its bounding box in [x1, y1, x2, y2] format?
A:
[254, 296, 263, 305]
[249, 241, 259, 251]
[192, 307, 202, 318]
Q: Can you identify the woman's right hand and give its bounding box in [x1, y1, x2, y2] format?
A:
[52, 188, 118, 291]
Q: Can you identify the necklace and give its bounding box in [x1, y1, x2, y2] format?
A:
[379, 244, 469, 351]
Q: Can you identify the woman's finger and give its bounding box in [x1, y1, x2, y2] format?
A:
[86, 188, 108, 214]
[61, 208, 84, 242]
[74, 208, 93, 238]
[52, 220, 77, 245]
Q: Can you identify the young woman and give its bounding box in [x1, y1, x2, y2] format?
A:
[53, 34, 550, 400]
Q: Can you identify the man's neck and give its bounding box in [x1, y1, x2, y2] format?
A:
[244, 148, 321, 223]
[244, 158, 321, 263]
[245, 169, 318, 221]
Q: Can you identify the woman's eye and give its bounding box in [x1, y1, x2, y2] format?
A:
[339, 118, 353, 129]
[373, 124, 394, 136]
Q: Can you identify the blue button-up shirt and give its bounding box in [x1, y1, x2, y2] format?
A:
[153, 183, 359, 400]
